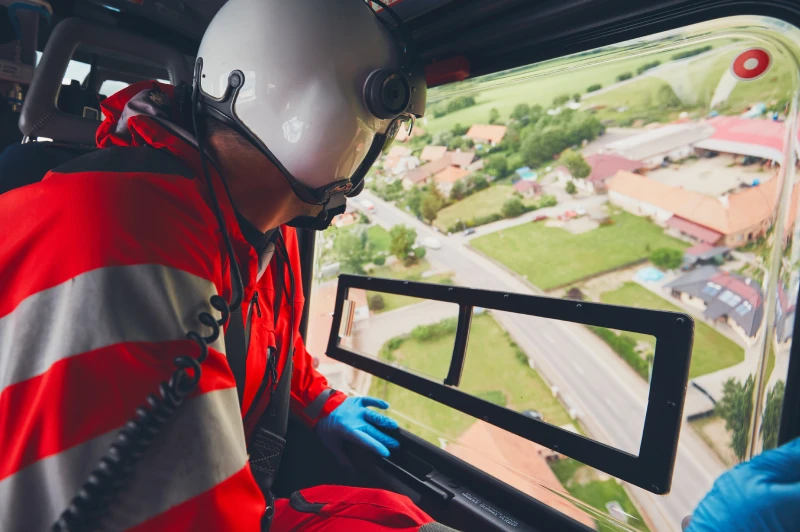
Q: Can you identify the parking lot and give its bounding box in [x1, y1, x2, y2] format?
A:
[646, 154, 774, 196]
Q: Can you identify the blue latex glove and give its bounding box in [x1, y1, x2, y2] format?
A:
[687, 437, 800, 532]
[315, 396, 400, 467]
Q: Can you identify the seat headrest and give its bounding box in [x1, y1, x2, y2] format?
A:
[19, 18, 191, 146]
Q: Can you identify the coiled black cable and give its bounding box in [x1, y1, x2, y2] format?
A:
[51, 295, 230, 532]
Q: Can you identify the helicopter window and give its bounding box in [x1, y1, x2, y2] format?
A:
[310, 14, 800, 531]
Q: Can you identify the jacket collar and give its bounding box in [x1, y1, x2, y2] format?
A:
[96, 81, 258, 287]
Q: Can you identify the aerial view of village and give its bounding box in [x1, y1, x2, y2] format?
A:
[306, 17, 799, 532]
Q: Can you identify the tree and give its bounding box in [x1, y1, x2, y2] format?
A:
[636, 60, 661, 75]
[560, 149, 591, 179]
[572, 93, 581, 103]
[405, 186, 423, 217]
[413, 246, 427, 260]
[566, 287, 585, 301]
[335, 228, 370, 274]
[717, 375, 754, 461]
[511, 103, 530, 120]
[565, 180, 577, 195]
[467, 174, 489, 192]
[657, 84, 681, 109]
[529, 104, 544, 124]
[368, 294, 385, 311]
[448, 136, 465, 150]
[420, 188, 444, 223]
[358, 212, 370, 224]
[389, 225, 416, 261]
[761, 381, 785, 451]
[450, 180, 467, 201]
[489, 107, 500, 125]
[486, 154, 509, 178]
[432, 130, 453, 146]
[587, 83, 602, 92]
[446, 95, 476, 114]
[552, 94, 570, 106]
[373, 256, 386, 266]
[520, 126, 569, 167]
[616, 72, 633, 82]
[501, 196, 526, 218]
[451, 123, 469, 136]
[650, 248, 683, 270]
[499, 122, 523, 152]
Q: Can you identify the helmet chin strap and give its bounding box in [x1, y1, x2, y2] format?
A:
[286, 192, 347, 231]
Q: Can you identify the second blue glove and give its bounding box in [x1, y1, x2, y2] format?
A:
[315, 396, 400, 467]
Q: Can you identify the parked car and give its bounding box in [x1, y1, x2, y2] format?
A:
[575, 205, 587, 216]
[463, 228, 476, 236]
[422, 237, 442, 249]
[533, 215, 548, 222]
[522, 410, 545, 422]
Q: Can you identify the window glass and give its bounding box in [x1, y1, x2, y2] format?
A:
[99, 80, 129, 97]
[34, 51, 169, 119]
[309, 15, 800, 531]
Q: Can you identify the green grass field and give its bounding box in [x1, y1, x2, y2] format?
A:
[433, 185, 540, 231]
[370, 273, 454, 313]
[582, 76, 680, 125]
[470, 211, 688, 290]
[366, 261, 454, 313]
[424, 48, 701, 135]
[550, 458, 649, 532]
[600, 282, 744, 378]
[422, 40, 749, 135]
[368, 313, 572, 443]
[583, 42, 795, 125]
[367, 225, 391, 252]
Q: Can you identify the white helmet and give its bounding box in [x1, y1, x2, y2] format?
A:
[195, 0, 426, 214]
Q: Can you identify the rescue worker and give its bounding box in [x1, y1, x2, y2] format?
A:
[0, 0, 440, 530]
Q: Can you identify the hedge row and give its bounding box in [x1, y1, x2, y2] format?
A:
[587, 326, 650, 379]
[445, 195, 557, 233]
[410, 317, 459, 342]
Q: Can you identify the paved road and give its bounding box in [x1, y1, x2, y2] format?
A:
[454, 194, 608, 239]
[356, 190, 726, 531]
[353, 300, 459, 355]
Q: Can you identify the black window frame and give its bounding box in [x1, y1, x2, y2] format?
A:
[327, 275, 694, 494]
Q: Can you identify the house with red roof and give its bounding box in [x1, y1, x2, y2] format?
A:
[434, 166, 471, 197]
[513, 179, 542, 198]
[465, 124, 507, 147]
[666, 266, 764, 343]
[420, 145, 448, 162]
[694, 116, 786, 164]
[401, 150, 478, 191]
[382, 145, 419, 175]
[607, 170, 797, 248]
[557, 152, 643, 194]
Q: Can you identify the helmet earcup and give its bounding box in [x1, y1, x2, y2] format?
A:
[365, 69, 411, 120]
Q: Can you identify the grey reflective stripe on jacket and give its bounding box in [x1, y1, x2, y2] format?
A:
[0, 263, 225, 392]
[0, 388, 248, 531]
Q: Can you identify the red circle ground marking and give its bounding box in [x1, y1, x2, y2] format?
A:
[731, 48, 771, 81]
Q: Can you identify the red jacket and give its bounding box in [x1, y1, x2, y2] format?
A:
[0, 81, 344, 530]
